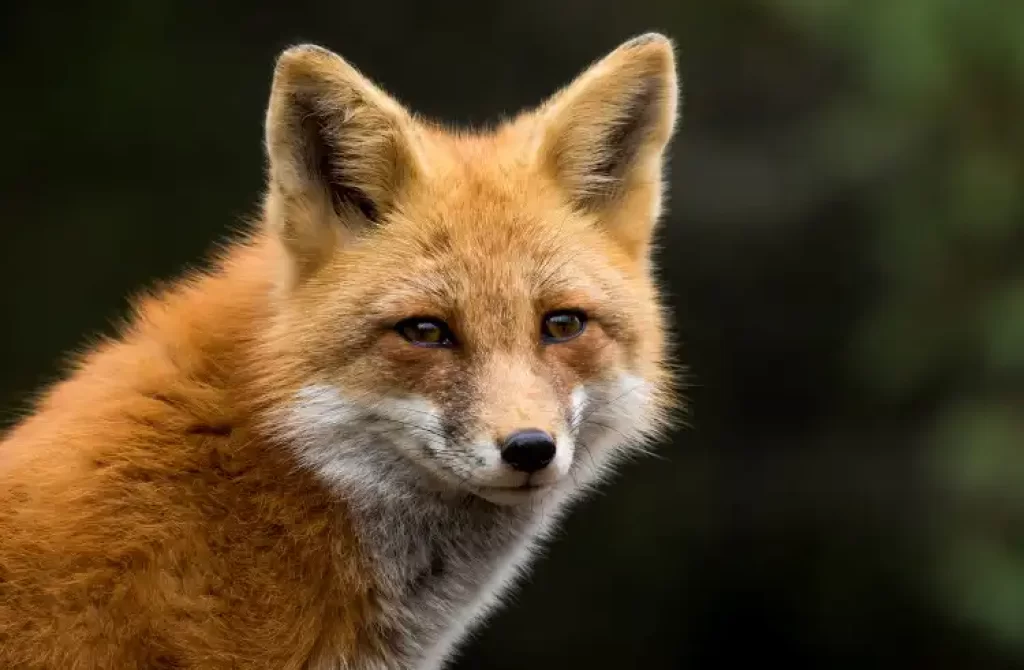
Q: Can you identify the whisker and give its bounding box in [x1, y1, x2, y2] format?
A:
[374, 403, 444, 423]
[574, 435, 601, 475]
[570, 381, 648, 432]
[316, 421, 448, 454]
[369, 416, 450, 442]
[576, 418, 633, 444]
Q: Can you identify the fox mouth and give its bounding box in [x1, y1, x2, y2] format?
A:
[478, 469, 559, 492]
[470, 478, 557, 505]
[488, 482, 547, 492]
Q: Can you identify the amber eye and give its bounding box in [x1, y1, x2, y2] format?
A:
[395, 318, 456, 348]
[541, 310, 587, 343]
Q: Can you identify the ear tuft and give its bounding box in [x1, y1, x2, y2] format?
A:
[620, 32, 672, 50]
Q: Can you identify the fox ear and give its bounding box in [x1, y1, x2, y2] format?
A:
[264, 45, 419, 277]
[534, 34, 679, 256]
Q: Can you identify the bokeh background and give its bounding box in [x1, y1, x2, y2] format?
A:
[2, 1, 1023, 668]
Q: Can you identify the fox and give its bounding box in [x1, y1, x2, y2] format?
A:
[0, 32, 680, 670]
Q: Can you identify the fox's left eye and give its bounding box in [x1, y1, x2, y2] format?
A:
[541, 310, 587, 343]
[395, 318, 456, 348]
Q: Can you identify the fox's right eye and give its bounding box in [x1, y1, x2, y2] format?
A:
[395, 318, 456, 348]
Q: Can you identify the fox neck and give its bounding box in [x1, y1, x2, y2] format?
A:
[269, 386, 568, 667]
[267, 380, 573, 665]
[358, 488, 562, 668]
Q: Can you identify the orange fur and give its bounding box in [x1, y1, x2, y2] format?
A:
[0, 34, 679, 669]
[0, 242, 382, 668]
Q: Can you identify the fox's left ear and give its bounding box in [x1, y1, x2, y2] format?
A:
[534, 34, 679, 258]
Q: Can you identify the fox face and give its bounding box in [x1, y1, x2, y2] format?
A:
[262, 35, 678, 506]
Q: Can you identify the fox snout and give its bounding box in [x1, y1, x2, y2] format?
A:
[498, 429, 556, 473]
[458, 356, 579, 496]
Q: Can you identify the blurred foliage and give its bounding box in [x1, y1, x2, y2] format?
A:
[771, 0, 1024, 651]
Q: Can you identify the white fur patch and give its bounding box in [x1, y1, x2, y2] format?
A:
[570, 384, 589, 422]
[277, 384, 448, 506]
[268, 372, 657, 669]
[543, 386, 587, 485]
[568, 373, 654, 490]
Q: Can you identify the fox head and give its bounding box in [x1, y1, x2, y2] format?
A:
[260, 34, 679, 506]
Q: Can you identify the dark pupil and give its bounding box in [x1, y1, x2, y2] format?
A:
[410, 322, 441, 342]
[549, 315, 578, 337]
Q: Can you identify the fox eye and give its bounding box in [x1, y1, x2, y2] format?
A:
[395, 318, 456, 348]
[541, 310, 587, 343]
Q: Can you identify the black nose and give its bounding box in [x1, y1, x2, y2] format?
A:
[500, 429, 556, 473]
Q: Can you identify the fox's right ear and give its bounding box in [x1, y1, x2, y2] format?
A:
[264, 45, 420, 279]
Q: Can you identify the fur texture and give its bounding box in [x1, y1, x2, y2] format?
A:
[0, 33, 680, 669]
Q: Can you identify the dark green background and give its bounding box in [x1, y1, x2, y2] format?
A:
[3, 2, 1023, 668]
